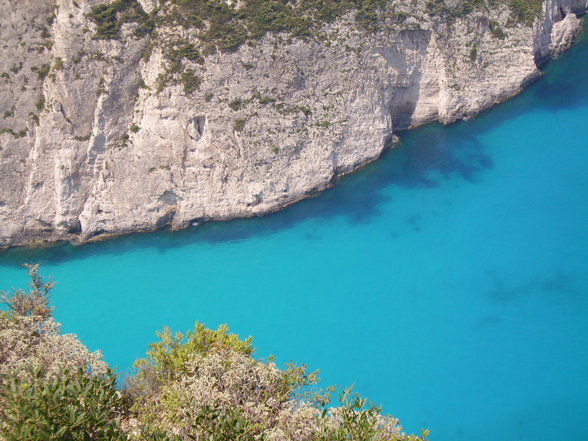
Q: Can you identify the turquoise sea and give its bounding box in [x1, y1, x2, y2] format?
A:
[1, 26, 587, 441]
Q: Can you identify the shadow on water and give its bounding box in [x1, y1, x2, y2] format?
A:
[1, 23, 587, 267]
[485, 268, 582, 303]
[0, 126, 495, 267]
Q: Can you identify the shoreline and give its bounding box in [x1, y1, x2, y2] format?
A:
[1, 2, 585, 250]
[0, 51, 571, 253]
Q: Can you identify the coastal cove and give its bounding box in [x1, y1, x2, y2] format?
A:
[1, 22, 588, 441]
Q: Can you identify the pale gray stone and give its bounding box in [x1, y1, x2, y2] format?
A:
[0, 0, 585, 247]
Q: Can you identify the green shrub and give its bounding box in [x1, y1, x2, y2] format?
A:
[229, 98, 243, 111]
[88, 3, 122, 39]
[142, 42, 154, 62]
[470, 43, 478, 61]
[180, 69, 202, 94]
[53, 57, 64, 71]
[165, 43, 204, 73]
[355, 1, 388, 32]
[125, 320, 428, 441]
[425, 0, 451, 17]
[129, 123, 140, 133]
[258, 95, 277, 105]
[29, 112, 40, 125]
[133, 323, 253, 383]
[36, 96, 45, 111]
[166, 0, 389, 54]
[315, 386, 430, 441]
[87, 0, 153, 40]
[3, 128, 29, 139]
[1, 264, 53, 319]
[298, 105, 312, 116]
[32, 64, 51, 80]
[425, 0, 488, 20]
[233, 118, 247, 131]
[0, 366, 127, 441]
[489, 20, 507, 39]
[10, 62, 23, 74]
[86, 0, 509, 61]
[97, 77, 107, 96]
[74, 132, 92, 141]
[0, 269, 428, 441]
[244, 0, 310, 38]
[508, 0, 542, 26]
[117, 133, 130, 148]
[452, 0, 485, 17]
[182, 406, 258, 441]
[155, 73, 170, 93]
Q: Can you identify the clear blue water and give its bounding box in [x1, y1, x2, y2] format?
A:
[1, 27, 587, 441]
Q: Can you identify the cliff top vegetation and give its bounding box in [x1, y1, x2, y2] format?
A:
[83, 0, 543, 93]
[87, 0, 544, 53]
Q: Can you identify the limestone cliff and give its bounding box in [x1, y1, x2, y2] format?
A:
[0, 0, 585, 247]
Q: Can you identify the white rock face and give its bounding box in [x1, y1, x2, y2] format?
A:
[0, 0, 585, 247]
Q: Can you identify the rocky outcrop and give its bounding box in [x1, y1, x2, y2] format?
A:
[0, 0, 585, 247]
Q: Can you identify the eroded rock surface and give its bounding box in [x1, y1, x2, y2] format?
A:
[0, 0, 585, 247]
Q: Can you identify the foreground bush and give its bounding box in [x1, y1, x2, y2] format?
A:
[0, 265, 107, 385]
[0, 267, 428, 441]
[124, 324, 426, 441]
[0, 367, 126, 441]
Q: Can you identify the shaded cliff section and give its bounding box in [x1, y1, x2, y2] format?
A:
[0, 0, 586, 248]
